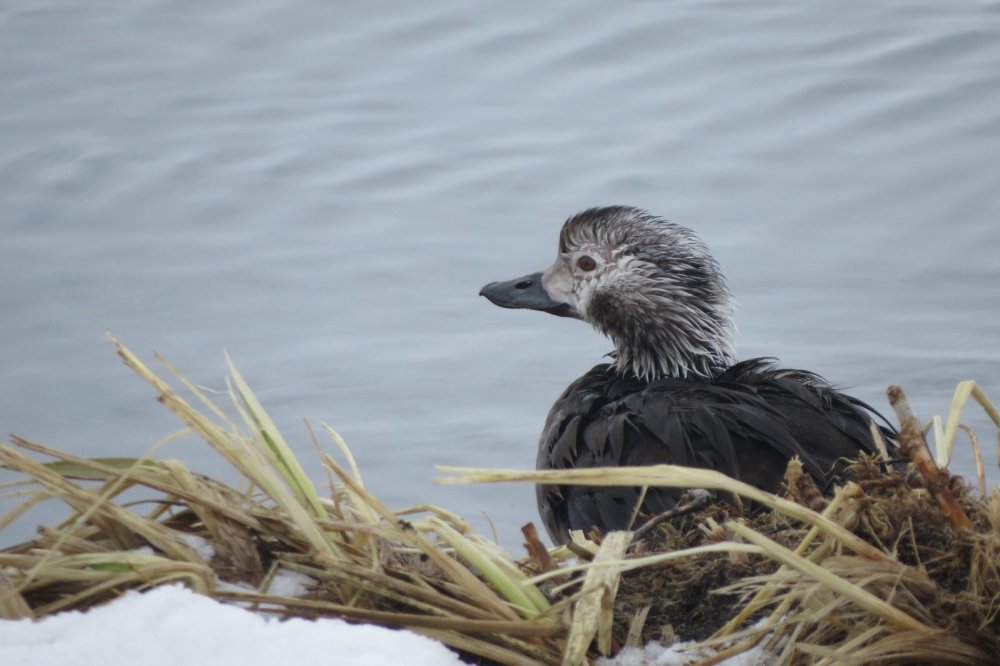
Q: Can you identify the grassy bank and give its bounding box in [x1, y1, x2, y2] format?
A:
[1, 338, 998, 665]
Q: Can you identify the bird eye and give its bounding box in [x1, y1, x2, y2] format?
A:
[576, 255, 597, 272]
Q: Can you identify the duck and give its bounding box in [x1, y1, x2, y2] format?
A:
[480, 206, 895, 544]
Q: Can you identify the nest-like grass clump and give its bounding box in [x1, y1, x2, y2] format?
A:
[2, 337, 999, 665]
[0, 339, 567, 665]
[440, 380, 1000, 664]
[611, 499, 793, 643]
[600, 455, 1000, 660]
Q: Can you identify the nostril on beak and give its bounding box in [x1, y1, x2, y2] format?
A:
[515, 279, 533, 289]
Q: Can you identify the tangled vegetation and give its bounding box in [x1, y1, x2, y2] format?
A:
[1, 338, 998, 665]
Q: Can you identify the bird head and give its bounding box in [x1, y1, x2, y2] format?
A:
[481, 206, 736, 380]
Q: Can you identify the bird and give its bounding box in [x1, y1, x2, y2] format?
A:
[480, 206, 895, 544]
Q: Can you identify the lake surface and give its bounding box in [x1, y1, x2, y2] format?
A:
[3, 1, 999, 549]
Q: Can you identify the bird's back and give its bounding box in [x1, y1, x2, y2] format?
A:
[536, 358, 892, 543]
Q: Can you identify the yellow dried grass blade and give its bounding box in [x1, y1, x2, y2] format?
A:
[37, 551, 211, 576]
[111, 337, 341, 560]
[423, 516, 544, 618]
[320, 453, 381, 528]
[940, 381, 1000, 467]
[154, 351, 234, 426]
[438, 465, 887, 561]
[226, 354, 327, 519]
[727, 521, 931, 633]
[0, 572, 32, 620]
[712, 484, 860, 639]
[870, 422, 891, 462]
[478, 547, 551, 615]
[562, 531, 631, 664]
[325, 462, 522, 622]
[321, 423, 364, 486]
[931, 415, 947, 466]
[0, 442, 205, 572]
[112, 337, 259, 475]
[529, 542, 761, 592]
[42, 458, 166, 480]
[10, 437, 268, 532]
[957, 424, 988, 498]
[0, 488, 51, 533]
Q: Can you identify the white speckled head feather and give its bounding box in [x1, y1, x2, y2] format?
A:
[546, 206, 737, 380]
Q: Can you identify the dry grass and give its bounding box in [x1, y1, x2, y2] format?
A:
[0, 338, 564, 666]
[441, 393, 1000, 664]
[2, 338, 999, 665]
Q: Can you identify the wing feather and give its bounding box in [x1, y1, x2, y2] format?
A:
[535, 360, 897, 543]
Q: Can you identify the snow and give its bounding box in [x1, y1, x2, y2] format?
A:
[0, 583, 771, 666]
[178, 533, 216, 562]
[0, 585, 464, 666]
[265, 568, 316, 597]
[600, 642, 771, 665]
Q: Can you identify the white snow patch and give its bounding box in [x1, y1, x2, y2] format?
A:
[213, 578, 257, 594]
[178, 533, 216, 562]
[599, 640, 772, 665]
[266, 568, 315, 597]
[0, 585, 463, 666]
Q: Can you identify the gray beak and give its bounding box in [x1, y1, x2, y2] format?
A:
[479, 271, 580, 319]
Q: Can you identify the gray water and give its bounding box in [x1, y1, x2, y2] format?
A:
[3, 1, 999, 550]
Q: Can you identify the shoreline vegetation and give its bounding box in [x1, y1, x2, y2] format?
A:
[2, 337, 999, 665]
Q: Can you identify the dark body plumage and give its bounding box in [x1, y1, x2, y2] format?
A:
[480, 206, 895, 544]
[537, 359, 890, 544]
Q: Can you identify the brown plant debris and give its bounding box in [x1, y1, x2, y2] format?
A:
[2, 339, 999, 665]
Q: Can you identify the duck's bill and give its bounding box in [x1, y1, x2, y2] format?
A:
[479, 271, 580, 319]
